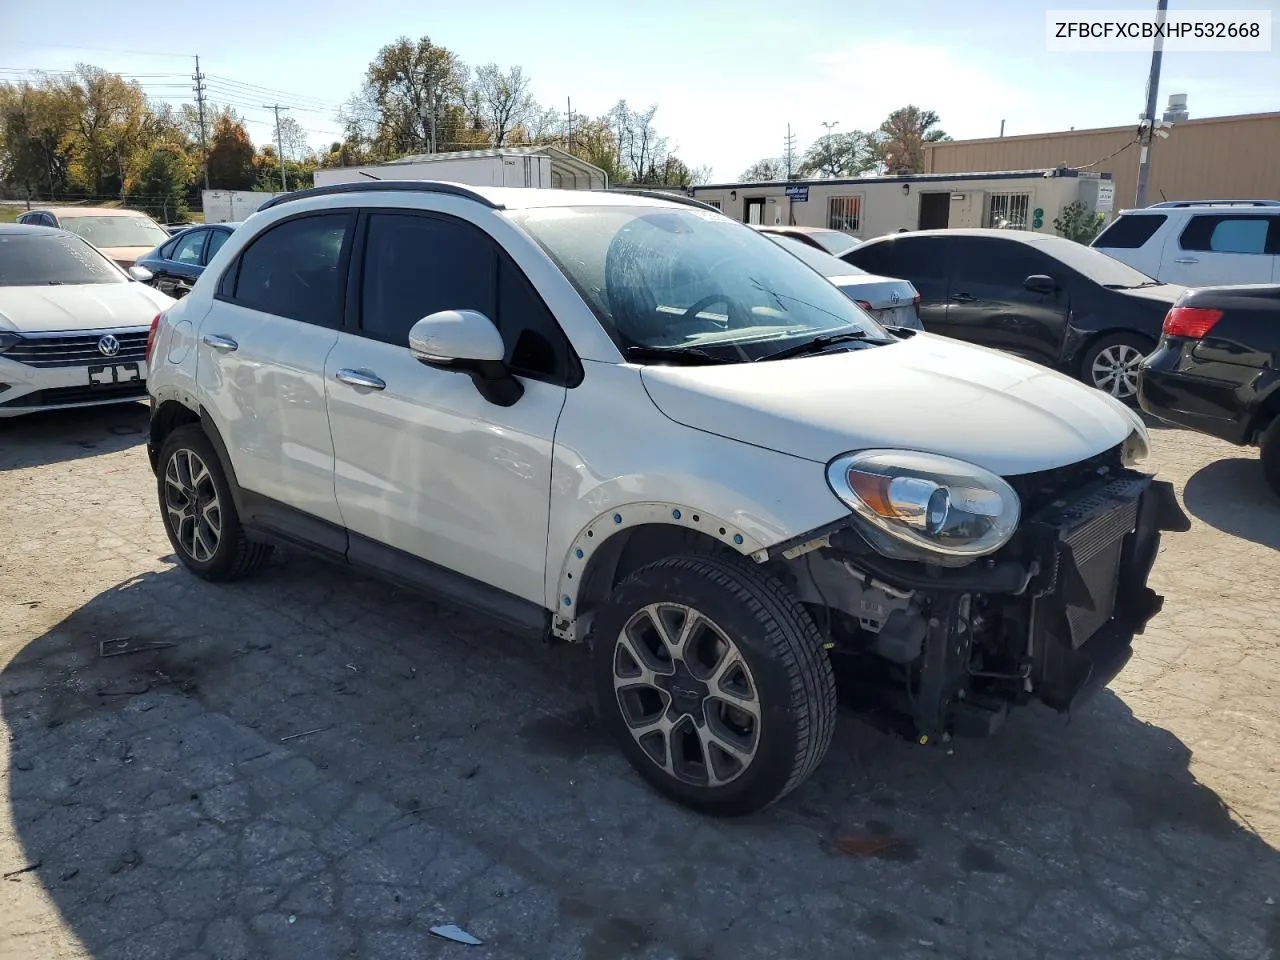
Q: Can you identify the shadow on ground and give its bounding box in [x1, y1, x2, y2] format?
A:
[4, 561, 1279, 960]
[1183, 456, 1280, 549]
[0, 403, 149, 471]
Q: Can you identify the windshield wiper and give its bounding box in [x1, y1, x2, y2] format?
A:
[755, 331, 878, 362]
[623, 345, 732, 366]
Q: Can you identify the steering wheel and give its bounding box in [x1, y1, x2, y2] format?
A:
[680, 293, 751, 330]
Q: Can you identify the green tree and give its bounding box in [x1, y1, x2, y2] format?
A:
[65, 64, 150, 199]
[1053, 201, 1107, 244]
[740, 157, 784, 181]
[206, 109, 256, 189]
[0, 79, 81, 198]
[126, 143, 194, 221]
[874, 106, 950, 175]
[799, 131, 874, 178]
[357, 36, 467, 156]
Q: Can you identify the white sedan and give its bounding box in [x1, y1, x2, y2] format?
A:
[0, 225, 174, 417]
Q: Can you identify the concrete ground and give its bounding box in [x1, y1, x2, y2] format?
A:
[1, 403, 1277, 960]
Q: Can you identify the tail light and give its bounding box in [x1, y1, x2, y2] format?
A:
[145, 313, 162, 365]
[856, 299, 873, 311]
[912, 293, 922, 307]
[1162, 306, 1223, 339]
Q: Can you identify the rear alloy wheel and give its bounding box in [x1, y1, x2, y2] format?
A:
[157, 425, 272, 581]
[591, 554, 837, 815]
[1081, 333, 1152, 403]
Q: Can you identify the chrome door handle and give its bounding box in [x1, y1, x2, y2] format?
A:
[1174, 257, 1199, 264]
[335, 368, 386, 391]
[202, 334, 238, 352]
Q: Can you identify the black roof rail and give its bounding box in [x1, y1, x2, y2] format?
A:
[1147, 199, 1280, 208]
[257, 180, 505, 212]
[611, 188, 725, 214]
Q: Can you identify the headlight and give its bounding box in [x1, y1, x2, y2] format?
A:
[0, 332, 23, 354]
[826, 450, 1021, 565]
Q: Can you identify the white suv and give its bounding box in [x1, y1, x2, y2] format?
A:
[145, 182, 1188, 815]
[1092, 200, 1280, 286]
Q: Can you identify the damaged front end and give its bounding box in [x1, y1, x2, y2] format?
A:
[764, 445, 1190, 744]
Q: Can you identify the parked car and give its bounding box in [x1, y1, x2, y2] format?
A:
[0, 225, 173, 417]
[145, 181, 1186, 815]
[16, 207, 171, 269]
[760, 231, 922, 329]
[1138, 283, 1280, 497]
[841, 228, 1185, 402]
[131, 222, 240, 299]
[1092, 200, 1280, 287]
[755, 224, 861, 257]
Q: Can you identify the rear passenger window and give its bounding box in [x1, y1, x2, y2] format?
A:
[224, 213, 353, 327]
[847, 237, 947, 282]
[205, 229, 230, 263]
[1180, 215, 1272, 254]
[1094, 214, 1166, 249]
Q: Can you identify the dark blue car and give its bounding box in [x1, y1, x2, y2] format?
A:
[131, 222, 240, 298]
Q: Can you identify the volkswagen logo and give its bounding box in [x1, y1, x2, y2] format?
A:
[97, 334, 120, 357]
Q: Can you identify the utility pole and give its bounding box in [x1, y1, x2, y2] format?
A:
[264, 104, 290, 192]
[783, 124, 797, 179]
[1134, 0, 1169, 208]
[193, 55, 209, 191]
[566, 97, 573, 151]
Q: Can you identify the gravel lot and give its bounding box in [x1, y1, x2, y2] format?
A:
[2, 402, 1278, 960]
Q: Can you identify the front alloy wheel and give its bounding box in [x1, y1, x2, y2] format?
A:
[613, 602, 761, 787]
[592, 554, 837, 815]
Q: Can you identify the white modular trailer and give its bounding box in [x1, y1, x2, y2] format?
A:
[312, 146, 608, 191]
[686, 168, 1115, 242]
[202, 189, 286, 223]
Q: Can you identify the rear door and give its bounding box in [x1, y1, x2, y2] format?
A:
[197, 211, 354, 542]
[944, 237, 1071, 364]
[1161, 213, 1278, 285]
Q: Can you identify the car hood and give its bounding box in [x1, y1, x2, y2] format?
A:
[639, 333, 1137, 476]
[99, 245, 156, 266]
[0, 283, 173, 333]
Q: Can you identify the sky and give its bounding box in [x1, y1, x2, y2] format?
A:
[2, 0, 1277, 182]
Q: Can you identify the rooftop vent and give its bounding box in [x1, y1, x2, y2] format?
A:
[1163, 93, 1189, 123]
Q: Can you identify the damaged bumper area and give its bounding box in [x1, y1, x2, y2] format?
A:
[767, 468, 1190, 744]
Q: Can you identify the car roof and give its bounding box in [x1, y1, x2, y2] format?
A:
[0, 223, 76, 237]
[756, 225, 845, 235]
[1114, 203, 1280, 215]
[861, 228, 1058, 245]
[30, 206, 157, 218]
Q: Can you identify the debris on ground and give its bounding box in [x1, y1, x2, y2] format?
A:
[279, 726, 332, 743]
[99, 637, 176, 658]
[429, 924, 482, 945]
[3, 861, 41, 881]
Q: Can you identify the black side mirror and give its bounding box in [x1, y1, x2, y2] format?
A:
[1024, 274, 1057, 295]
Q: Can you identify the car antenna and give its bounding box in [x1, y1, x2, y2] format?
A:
[358, 171, 382, 180]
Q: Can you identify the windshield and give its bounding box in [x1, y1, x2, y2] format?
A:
[0, 233, 126, 286]
[508, 205, 885, 361]
[769, 234, 868, 277]
[58, 214, 170, 249]
[807, 230, 861, 256]
[1028, 235, 1160, 287]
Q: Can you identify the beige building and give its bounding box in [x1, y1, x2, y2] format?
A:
[685, 168, 1114, 240]
[922, 111, 1280, 211]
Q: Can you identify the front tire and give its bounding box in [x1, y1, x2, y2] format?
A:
[1080, 332, 1154, 404]
[157, 425, 272, 581]
[590, 554, 837, 815]
[1260, 418, 1280, 499]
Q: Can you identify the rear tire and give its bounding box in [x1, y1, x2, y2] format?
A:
[1080, 332, 1154, 404]
[590, 554, 837, 816]
[157, 425, 272, 581]
[1260, 418, 1280, 500]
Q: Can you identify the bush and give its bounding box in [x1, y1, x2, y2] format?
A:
[1054, 201, 1106, 244]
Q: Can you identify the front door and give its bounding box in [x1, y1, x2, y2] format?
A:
[324, 210, 571, 605]
[195, 211, 354, 529]
[153, 228, 207, 298]
[744, 198, 766, 225]
[918, 193, 950, 230]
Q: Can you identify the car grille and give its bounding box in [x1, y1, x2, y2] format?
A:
[1006, 444, 1124, 517]
[2, 330, 149, 368]
[6, 381, 148, 408]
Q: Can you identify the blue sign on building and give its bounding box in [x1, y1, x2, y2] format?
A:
[785, 185, 809, 202]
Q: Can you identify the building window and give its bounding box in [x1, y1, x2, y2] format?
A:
[827, 196, 861, 233]
[705, 200, 722, 210]
[987, 192, 1031, 229]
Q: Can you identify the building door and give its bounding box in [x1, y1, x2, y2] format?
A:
[744, 198, 766, 225]
[918, 193, 950, 230]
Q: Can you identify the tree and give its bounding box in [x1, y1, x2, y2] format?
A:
[469, 64, 536, 147]
[65, 64, 149, 198]
[126, 143, 193, 221]
[206, 109, 256, 189]
[564, 115, 627, 184]
[611, 101, 667, 183]
[275, 115, 309, 165]
[1053, 201, 1106, 244]
[740, 157, 784, 181]
[359, 36, 467, 156]
[799, 131, 874, 179]
[0, 79, 80, 199]
[874, 106, 950, 175]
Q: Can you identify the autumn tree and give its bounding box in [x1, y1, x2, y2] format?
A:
[468, 64, 536, 147]
[740, 157, 784, 181]
[64, 65, 149, 198]
[206, 109, 256, 189]
[564, 116, 627, 184]
[800, 131, 874, 179]
[874, 106, 950, 175]
[354, 36, 467, 156]
[0, 80, 80, 198]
